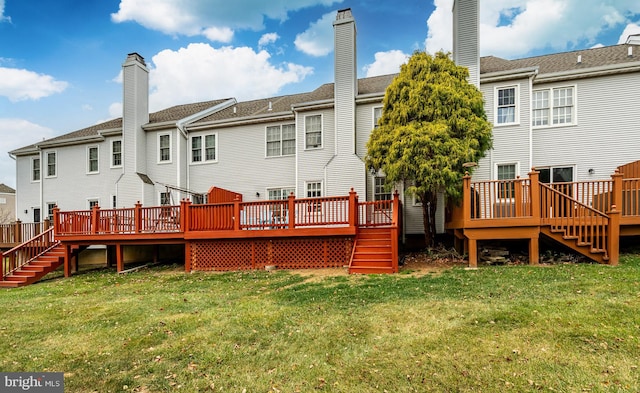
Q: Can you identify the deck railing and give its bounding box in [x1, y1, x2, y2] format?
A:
[53, 190, 401, 237]
[0, 221, 49, 246]
[2, 227, 58, 279]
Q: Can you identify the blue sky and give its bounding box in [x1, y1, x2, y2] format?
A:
[1, 0, 639, 187]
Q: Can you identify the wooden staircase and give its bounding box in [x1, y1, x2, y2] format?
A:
[349, 228, 396, 274]
[1, 243, 65, 288]
[539, 183, 612, 264]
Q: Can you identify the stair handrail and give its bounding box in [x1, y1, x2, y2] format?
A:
[2, 227, 59, 280]
[540, 182, 610, 257]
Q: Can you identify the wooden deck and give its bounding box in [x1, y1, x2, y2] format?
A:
[447, 160, 640, 267]
[2, 190, 402, 286]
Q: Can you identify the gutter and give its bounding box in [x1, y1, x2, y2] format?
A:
[534, 61, 640, 83]
[186, 111, 294, 131]
[481, 66, 539, 83]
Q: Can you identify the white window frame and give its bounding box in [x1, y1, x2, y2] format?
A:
[304, 114, 323, 150]
[159, 191, 172, 206]
[373, 106, 383, 129]
[267, 187, 295, 200]
[46, 202, 57, 220]
[45, 151, 57, 178]
[494, 85, 519, 126]
[190, 133, 218, 164]
[158, 133, 172, 163]
[532, 85, 577, 128]
[495, 162, 519, 200]
[31, 156, 41, 182]
[111, 139, 122, 168]
[266, 124, 296, 157]
[87, 146, 99, 174]
[87, 198, 100, 209]
[111, 195, 117, 208]
[373, 176, 392, 201]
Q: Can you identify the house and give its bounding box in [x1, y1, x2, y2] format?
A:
[0, 184, 16, 224]
[6, 0, 640, 273]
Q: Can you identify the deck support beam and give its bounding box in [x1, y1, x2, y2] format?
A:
[529, 235, 539, 265]
[64, 244, 72, 277]
[468, 239, 478, 268]
[116, 244, 124, 272]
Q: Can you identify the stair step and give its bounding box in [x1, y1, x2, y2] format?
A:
[4, 276, 29, 282]
[21, 266, 46, 272]
[563, 236, 578, 240]
[349, 265, 394, 274]
[12, 270, 37, 278]
[0, 281, 21, 288]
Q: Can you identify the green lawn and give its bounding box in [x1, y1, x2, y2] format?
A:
[1, 256, 639, 392]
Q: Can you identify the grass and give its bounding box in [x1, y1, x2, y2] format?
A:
[1, 257, 639, 392]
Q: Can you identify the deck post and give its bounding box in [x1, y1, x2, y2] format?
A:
[607, 205, 620, 266]
[468, 238, 478, 268]
[63, 244, 72, 277]
[529, 235, 540, 265]
[611, 170, 623, 214]
[463, 173, 471, 225]
[514, 176, 522, 216]
[134, 202, 142, 233]
[180, 199, 191, 233]
[349, 188, 358, 228]
[52, 206, 60, 236]
[184, 242, 192, 272]
[14, 219, 22, 244]
[288, 192, 295, 229]
[116, 243, 124, 272]
[91, 205, 100, 234]
[391, 191, 400, 272]
[528, 169, 541, 221]
[233, 196, 241, 231]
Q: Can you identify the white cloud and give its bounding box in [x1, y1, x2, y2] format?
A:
[0, 118, 56, 187]
[294, 11, 335, 56]
[147, 43, 313, 111]
[0, 67, 68, 102]
[112, 0, 342, 42]
[109, 102, 122, 118]
[618, 22, 640, 43]
[363, 50, 409, 77]
[82, 104, 93, 111]
[0, 0, 11, 23]
[259, 32, 280, 48]
[426, 0, 640, 59]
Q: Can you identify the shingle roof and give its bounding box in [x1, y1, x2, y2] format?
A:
[0, 183, 15, 193]
[12, 42, 639, 154]
[480, 43, 640, 75]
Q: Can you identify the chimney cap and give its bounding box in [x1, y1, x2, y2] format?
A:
[336, 8, 353, 20]
[126, 52, 146, 65]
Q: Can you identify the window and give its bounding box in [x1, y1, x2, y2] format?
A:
[374, 176, 392, 201]
[306, 181, 322, 211]
[0, 198, 5, 204]
[111, 140, 122, 167]
[268, 188, 295, 200]
[538, 166, 574, 196]
[496, 87, 517, 124]
[532, 87, 575, 127]
[159, 134, 171, 162]
[112, 195, 117, 208]
[373, 107, 382, 128]
[160, 192, 171, 206]
[497, 163, 517, 199]
[87, 146, 99, 173]
[32, 157, 40, 182]
[47, 203, 56, 220]
[88, 199, 99, 209]
[266, 124, 296, 157]
[45, 151, 56, 177]
[190, 134, 217, 163]
[305, 115, 322, 149]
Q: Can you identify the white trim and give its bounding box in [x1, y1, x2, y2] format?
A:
[157, 132, 172, 164]
[189, 132, 218, 165]
[30, 156, 41, 183]
[531, 84, 578, 129]
[45, 201, 57, 220]
[86, 145, 99, 174]
[372, 106, 382, 129]
[265, 123, 296, 158]
[304, 180, 323, 198]
[304, 114, 323, 150]
[494, 162, 520, 180]
[87, 198, 100, 209]
[44, 150, 57, 178]
[110, 139, 123, 168]
[494, 85, 520, 126]
[159, 190, 172, 205]
[266, 186, 296, 200]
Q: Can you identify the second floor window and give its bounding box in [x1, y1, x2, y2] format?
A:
[266, 124, 295, 157]
[87, 147, 99, 173]
[305, 115, 322, 149]
[159, 134, 171, 162]
[373, 107, 382, 128]
[32, 157, 40, 181]
[496, 87, 516, 124]
[191, 134, 217, 163]
[46, 152, 56, 177]
[111, 140, 122, 167]
[533, 87, 575, 127]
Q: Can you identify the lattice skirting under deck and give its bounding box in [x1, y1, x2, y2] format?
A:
[189, 236, 354, 271]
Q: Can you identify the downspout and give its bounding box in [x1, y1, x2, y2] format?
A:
[293, 107, 300, 197]
[176, 122, 188, 198]
[528, 72, 537, 172]
[38, 148, 43, 222]
[8, 152, 17, 220]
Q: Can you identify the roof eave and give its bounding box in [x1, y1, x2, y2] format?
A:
[186, 111, 294, 131]
[480, 66, 539, 83]
[534, 61, 640, 83]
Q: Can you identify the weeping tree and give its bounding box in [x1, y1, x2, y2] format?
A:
[366, 51, 492, 247]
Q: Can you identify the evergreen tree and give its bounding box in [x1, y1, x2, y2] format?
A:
[366, 51, 492, 247]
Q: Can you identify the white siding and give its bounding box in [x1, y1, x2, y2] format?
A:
[453, 0, 480, 87]
[296, 110, 336, 195]
[15, 155, 40, 222]
[532, 73, 640, 180]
